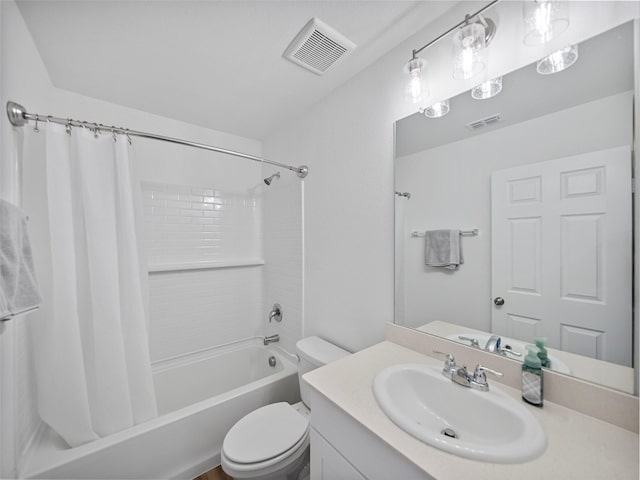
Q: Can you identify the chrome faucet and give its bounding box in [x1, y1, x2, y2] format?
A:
[458, 334, 522, 358]
[452, 364, 504, 392]
[434, 351, 503, 392]
[263, 334, 280, 346]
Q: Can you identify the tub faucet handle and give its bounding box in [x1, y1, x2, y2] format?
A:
[268, 303, 282, 323]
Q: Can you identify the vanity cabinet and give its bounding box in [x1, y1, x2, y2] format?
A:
[310, 429, 366, 480]
[309, 389, 431, 480]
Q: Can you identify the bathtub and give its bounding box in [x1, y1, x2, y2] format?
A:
[21, 338, 300, 479]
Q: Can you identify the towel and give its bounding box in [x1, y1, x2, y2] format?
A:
[0, 199, 42, 320]
[424, 229, 464, 270]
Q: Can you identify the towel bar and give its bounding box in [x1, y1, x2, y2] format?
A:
[411, 228, 478, 238]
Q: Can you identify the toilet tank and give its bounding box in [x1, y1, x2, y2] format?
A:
[296, 336, 350, 408]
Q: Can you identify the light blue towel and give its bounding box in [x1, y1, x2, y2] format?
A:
[424, 229, 464, 270]
[0, 199, 42, 320]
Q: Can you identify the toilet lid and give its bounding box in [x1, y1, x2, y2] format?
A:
[223, 402, 309, 464]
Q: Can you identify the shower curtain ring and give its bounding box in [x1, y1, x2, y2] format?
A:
[111, 126, 117, 142]
[126, 129, 132, 146]
[33, 114, 40, 133]
[65, 119, 72, 135]
[93, 122, 100, 138]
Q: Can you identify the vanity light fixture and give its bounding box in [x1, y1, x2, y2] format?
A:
[522, 0, 570, 46]
[471, 76, 503, 99]
[452, 16, 493, 80]
[536, 44, 578, 74]
[404, 0, 498, 112]
[404, 57, 429, 106]
[422, 99, 450, 119]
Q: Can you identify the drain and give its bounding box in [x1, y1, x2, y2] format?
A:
[268, 355, 277, 367]
[441, 428, 458, 439]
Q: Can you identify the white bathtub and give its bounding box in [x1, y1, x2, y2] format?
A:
[21, 338, 300, 479]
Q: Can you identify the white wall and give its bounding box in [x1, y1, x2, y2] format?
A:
[263, 2, 640, 353]
[0, 1, 56, 476]
[395, 91, 633, 331]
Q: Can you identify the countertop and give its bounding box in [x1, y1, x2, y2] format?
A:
[304, 341, 639, 479]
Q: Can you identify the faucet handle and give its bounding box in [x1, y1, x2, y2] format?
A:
[458, 336, 480, 348]
[433, 350, 458, 378]
[473, 364, 503, 380]
[471, 364, 503, 391]
[498, 347, 522, 358]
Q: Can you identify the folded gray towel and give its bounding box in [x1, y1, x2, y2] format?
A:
[424, 229, 464, 270]
[0, 199, 42, 320]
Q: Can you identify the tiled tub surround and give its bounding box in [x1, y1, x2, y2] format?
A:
[142, 181, 266, 362]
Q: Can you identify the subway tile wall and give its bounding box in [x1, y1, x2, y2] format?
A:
[148, 267, 264, 362]
[141, 182, 262, 265]
[142, 182, 264, 362]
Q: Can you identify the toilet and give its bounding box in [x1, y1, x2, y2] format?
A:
[221, 336, 350, 480]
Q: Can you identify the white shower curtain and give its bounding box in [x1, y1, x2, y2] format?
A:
[31, 123, 157, 447]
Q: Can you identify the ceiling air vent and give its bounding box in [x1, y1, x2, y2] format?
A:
[465, 114, 502, 131]
[284, 18, 356, 75]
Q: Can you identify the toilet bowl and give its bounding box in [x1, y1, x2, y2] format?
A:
[221, 336, 349, 480]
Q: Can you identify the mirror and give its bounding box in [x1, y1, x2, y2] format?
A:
[394, 22, 636, 395]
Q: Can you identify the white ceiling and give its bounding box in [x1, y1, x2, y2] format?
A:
[396, 21, 635, 157]
[17, 0, 455, 140]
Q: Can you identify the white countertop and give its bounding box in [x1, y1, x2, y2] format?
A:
[304, 341, 639, 479]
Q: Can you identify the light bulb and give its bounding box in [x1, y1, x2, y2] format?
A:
[536, 44, 578, 74]
[452, 22, 486, 80]
[404, 57, 429, 106]
[471, 77, 503, 100]
[523, 1, 569, 46]
[422, 99, 450, 119]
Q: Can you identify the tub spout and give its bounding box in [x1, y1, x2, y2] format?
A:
[263, 334, 280, 346]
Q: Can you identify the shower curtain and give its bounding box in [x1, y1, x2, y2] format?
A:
[30, 123, 157, 447]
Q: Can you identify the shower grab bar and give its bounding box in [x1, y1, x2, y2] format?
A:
[6, 101, 309, 179]
[411, 228, 479, 237]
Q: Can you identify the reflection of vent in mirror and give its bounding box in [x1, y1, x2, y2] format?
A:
[284, 18, 356, 75]
[465, 114, 502, 130]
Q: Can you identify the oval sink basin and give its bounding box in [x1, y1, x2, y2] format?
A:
[373, 364, 546, 463]
[446, 333, 573, 375]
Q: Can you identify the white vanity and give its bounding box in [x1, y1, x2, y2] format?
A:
[304, 328, 639, 480]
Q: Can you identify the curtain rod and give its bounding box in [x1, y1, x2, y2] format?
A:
[5, 101, 309, 178]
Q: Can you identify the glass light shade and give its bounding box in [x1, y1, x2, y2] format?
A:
[536, 44, 578, 74]
[404, 57, 429, 106]
[523, 1, 569, 46]
[471, 77, 503, 100]
[452, 22, 486, 80]
[423, 99, 450, 119]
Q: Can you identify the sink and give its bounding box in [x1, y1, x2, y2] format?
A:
[446, 333, 573, 375]
[372, 364, 546, 463]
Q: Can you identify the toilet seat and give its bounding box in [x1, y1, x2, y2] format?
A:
[222, 402, 310, 477]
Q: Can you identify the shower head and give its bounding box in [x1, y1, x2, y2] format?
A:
[264, 172, 281, 185]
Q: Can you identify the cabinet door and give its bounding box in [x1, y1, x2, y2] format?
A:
[311, 429, 367, 480]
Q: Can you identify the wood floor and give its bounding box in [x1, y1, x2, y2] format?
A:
[194, 465, 232, 480]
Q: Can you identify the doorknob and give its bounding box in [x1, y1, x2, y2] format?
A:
[494, 297, 505, 306]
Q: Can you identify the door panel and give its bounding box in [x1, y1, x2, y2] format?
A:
[492, 146, 632, 366]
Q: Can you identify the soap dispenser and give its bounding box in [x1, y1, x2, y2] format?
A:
[535, 337, 550, 368]
[522, 345, 543, 407]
